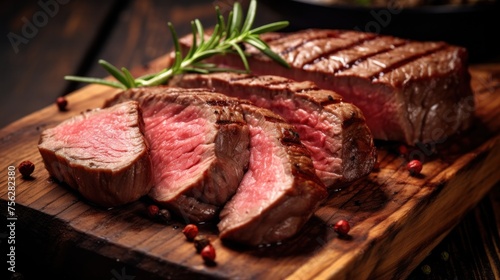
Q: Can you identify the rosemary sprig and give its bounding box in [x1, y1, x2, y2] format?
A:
[64, 0, 290, 90]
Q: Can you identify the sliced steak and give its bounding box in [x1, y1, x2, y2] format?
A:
[180, 29, 475, 145]
[38, 101, 153, 207]
[105, 87, 250, 223]
[171, 73, 377, 187]
[218, 103, 327, 246]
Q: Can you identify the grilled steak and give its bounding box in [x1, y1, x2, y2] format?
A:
[180, 29, 475, 145]
[105, 87, 250, 223]
[218, 103, 327, 246]
[38, 101, 153, 207]
[171, 73, 377, 187]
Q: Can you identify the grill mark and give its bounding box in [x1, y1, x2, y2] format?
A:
[330, 40, 410, 75]
[281, 127, 302, 145]
[299, 34, 380, 66]
[263, 115, 286, 124]
[320, 94, 343, 106]
[227, 75, 254, 83]
[342, 115, 365, 129]
[205, 100, 231, 107]
[226, 75, 287, 88]
[297, 87, 321, 93]
[278, 30, 349, 56]
[216, 119, 246, 125]
[248, 77, 291, 87]
[370, 44, 449, 81]
[229, 75, 322, 94]
[259, 32, 289, 44]
[264, 29, 341, 46]
[162, 88, 210, 95]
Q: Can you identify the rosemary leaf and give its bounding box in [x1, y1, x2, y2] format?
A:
[241, 0, 256, 33]
[64, 76, 127, 90]
[229, 41, 250, 72]
[216, 7, 227, 38]
[250, 21, 289, 35]
[185, 21, 198, 60]
[98, 60, 130, 88]
[121, 67, 136, 88]
[230, 2, 243, 37]
[204, 24, 222, 51]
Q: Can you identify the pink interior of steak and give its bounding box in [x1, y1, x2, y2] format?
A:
[226, 113, 292, 225]
[46, 105, 144, 167]
[142, 102, 215, 200]
[246, 95, 342, 185]
[327, 78, 404, 141]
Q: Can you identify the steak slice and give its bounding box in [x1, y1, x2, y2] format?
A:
[180, 29, 475, 145]
[105, 87, 250, 223]
[38, 101, 153, 207]
[218, 103, 327, 246]
[171, 73, 377, 187]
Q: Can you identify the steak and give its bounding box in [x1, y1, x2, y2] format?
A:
[180, 29, 475, 145]
[105, 87, 250, 223]
[218, 103, 327, 246]
[38, 101, 153, 207]
[171, 73, 377, 187]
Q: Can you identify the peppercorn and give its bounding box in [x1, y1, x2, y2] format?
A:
[147, 205, 159, 219]
[200, 244, 216, 263]
[194, 235, 210, 253]
[158, 208, 171, 223]
[56, 97, 68, 111]
[182, 224, 198, 241]
[421, 264, 431, 275]
[398, 144, 409, 157]
[441, 251, 450, 261]
[18, 160, 35, 178]
[333, 219, 350, 236]
[407, 159, 423, 176]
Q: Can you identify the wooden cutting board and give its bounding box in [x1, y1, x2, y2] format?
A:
[1, 57, 499, 279]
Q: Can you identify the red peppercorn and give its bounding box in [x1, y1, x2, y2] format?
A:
[398, 145, 409, 157]
[56, 97, 68, 111]
[333, 219, 350, 236]
[194, 235, 210, 253]
[18, 160, 35, 178]
[182, 224, 199, 241]
[407, 159, 423, 176]
[147, 205, 159, 218]
[200, 244, 216, 263]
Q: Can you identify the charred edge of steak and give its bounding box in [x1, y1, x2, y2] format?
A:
[104, 88, 250, 223]
[340, 109, 378, 183]
[218, 103, 327, 246]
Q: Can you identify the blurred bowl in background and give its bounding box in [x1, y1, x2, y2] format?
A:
[261, 0, 500, 63]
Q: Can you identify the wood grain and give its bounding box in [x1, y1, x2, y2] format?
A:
[0, 0, 123, 128]
[0, 56, 499, 279]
